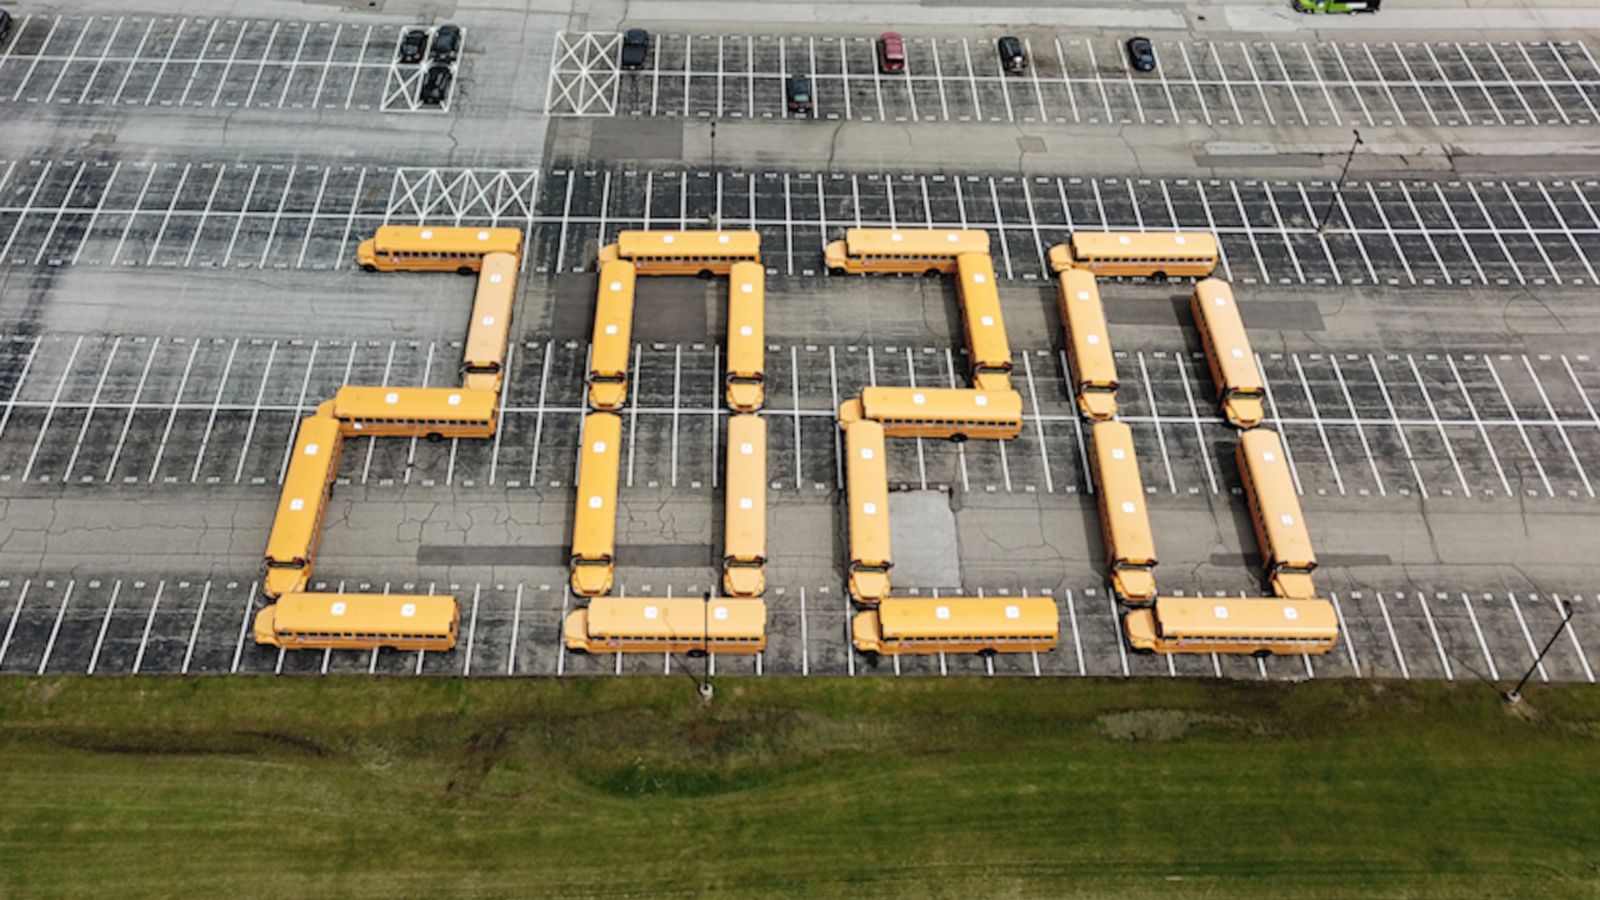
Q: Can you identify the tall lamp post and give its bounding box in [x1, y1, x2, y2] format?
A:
[709, 119, 720, 230]
[1317, 129, 1363, 236]
[1504, 599, 1576, 704]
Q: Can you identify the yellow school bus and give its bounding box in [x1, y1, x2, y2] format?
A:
[570, 412, 623, 596]
[331, 386, 498, 439]
[262, 409, 344, 598]
[1236, 429, 1318, 600]
[846, 420, 893, 605]
[838, 386, 1023, 441]
[1048, 232, 1218, 279]
[852, 596, 1059, 655]
[1055, 269, 1118, 420]
[588, 260, 638, 410]
[1124, 596, 1338, 656]
[1090, 422, 1158, 605]
[823, 228, 990, 275]
[461, 252, 518, 394]
[598, 230, 761, 276]
[253, 592, 459, 651]
[955, 252, 1013, 391]
[725, 261, 766, 411]
[356, 225, 523, 273]
[1192, 278, 1265, 428]
[722, 415, 767, 598]
[564, 597, 767, 654]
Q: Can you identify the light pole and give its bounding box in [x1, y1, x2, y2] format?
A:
[1316, 129, 1363, 236]
[709, 119, 720, 230]
[698, 591, 714, 702]
[1504, 599, 1575, 704]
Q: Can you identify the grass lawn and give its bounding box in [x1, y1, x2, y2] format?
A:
[1, 675, 1597, 897]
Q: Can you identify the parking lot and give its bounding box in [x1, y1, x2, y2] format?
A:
[0, 573, 1592, 682]
[0, 332, 1592, 501]
[550, 30, 1600, 126]
[0, 14, 457, 112]
[1, 160, 1599, 286]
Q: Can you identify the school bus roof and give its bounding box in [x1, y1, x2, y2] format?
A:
[727, 262, 765, 373]
[371, 225, 523, 255]
[1071, 231, 1217, 258]
[265, 414, 343, 563]
[861, 386, 1023, 421]
[845, 228, 990, 256]
[1192, 279, 1262, 393]
[723, 415, 767, 559]
[583, 597, 767, 639]
[1090, 421, 1157, 565]
[1058, 269, 1117, 386]
[572, 412, 623, 557]
[270, 592, 459, 636]
[1152, 596, 1337, 639]
[615, 230, 762, 258]
[463, 253, 518, 368]
[332, 386, 498, 421]
[1236, 429, 1316, 569]
[877, 597, 1059, 639]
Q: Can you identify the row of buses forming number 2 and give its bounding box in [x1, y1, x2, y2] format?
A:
[254, 226, 524, 653]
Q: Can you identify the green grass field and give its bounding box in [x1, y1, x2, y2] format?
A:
[1, 675, 1596, 897]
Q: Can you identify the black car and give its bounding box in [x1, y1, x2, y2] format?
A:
[398, 29, 428, 65]
[620, 28, 650, 70]
[997, 36, 1027, 73]
[419, 65, 453, 106]
[787, 73, 812, 113]
[430, 24, 461, 63]
[1126, 36, 1157, 72]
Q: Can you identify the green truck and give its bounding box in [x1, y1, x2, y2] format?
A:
[1296, 0, 1380, 11]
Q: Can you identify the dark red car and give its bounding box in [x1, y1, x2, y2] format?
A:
[877, 32, 906, 73]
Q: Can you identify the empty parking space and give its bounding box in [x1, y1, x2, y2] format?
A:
[550, 30, 1600, 127]
[0, 14, 459, 112]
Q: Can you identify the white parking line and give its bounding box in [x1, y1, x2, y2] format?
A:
[1519, 354, 1592, 496]
[1443, 354, 1513, 495]
[1507, 591, 1549, 683]
[1373, 591, 1410, 679]
[86, 579, 122, 674]
[36, 580, 74, 675]
[180, 580, 211, 674]
[0, 580, 30, 668]
[20, 334, 84, 482]
[1479, 354, 1553, 496]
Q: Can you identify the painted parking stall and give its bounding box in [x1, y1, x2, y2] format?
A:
[0, 14, 458, 112]
[548, 30, 1600, 127]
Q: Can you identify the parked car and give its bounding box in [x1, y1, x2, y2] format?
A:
[621, 28, 650, 70]
[398, 29, 428, 65]
[419, 65, 453, 105]
[877, 32, 906, 73]
[1125, 36, 1156, 72]
[430, 24, 461, 63]
[787, 73, 813, 113]
[0, 10, 13, 44]
[997, 36, 1027, 73]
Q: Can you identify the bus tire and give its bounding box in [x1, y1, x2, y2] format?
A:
[949, 433, 968, 444]
[1251, 649, 1272, 659]
[698, 269, 714, 279]
[568, 647, 588, 656]
[457, 266, 475, 276]
[925, 267, 942, 277]
[687, 648, 708, 659]
[361, 263, 378, 273]
[427, 432, 445, 443]
[978, 648, 998, 658]
[1150, 270, 1167, 281]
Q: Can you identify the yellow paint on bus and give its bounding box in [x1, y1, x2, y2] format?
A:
[1055, 269, 1118, 420]
[460, 252, 517, 395]
[1236, 429, 1318, 600]
[723, 415, 767, 598]
[1051, 231, 1217, 279]
[564, 597, 767, 654]
[1124, 596, 1338, 656]
[331, 386, 497, 439]
[356, 226, 523, 273]
[845, 420, 892, 605]
[571, 412, 623, 596]
[852, 386, 1023, 440]
[598, 230, 760, 275]
[1090, 421, 1158, 605]
[823, 228, 990, 274]
[254, 592, 459, 651]
[955, 252, 1013, 391]
[1192, 278, 1265, 428]
[262, 411, 343, 598]
[587, 260, 638, 410]
[725, 261, 766, 411]
[852, 596, 1059, 655]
